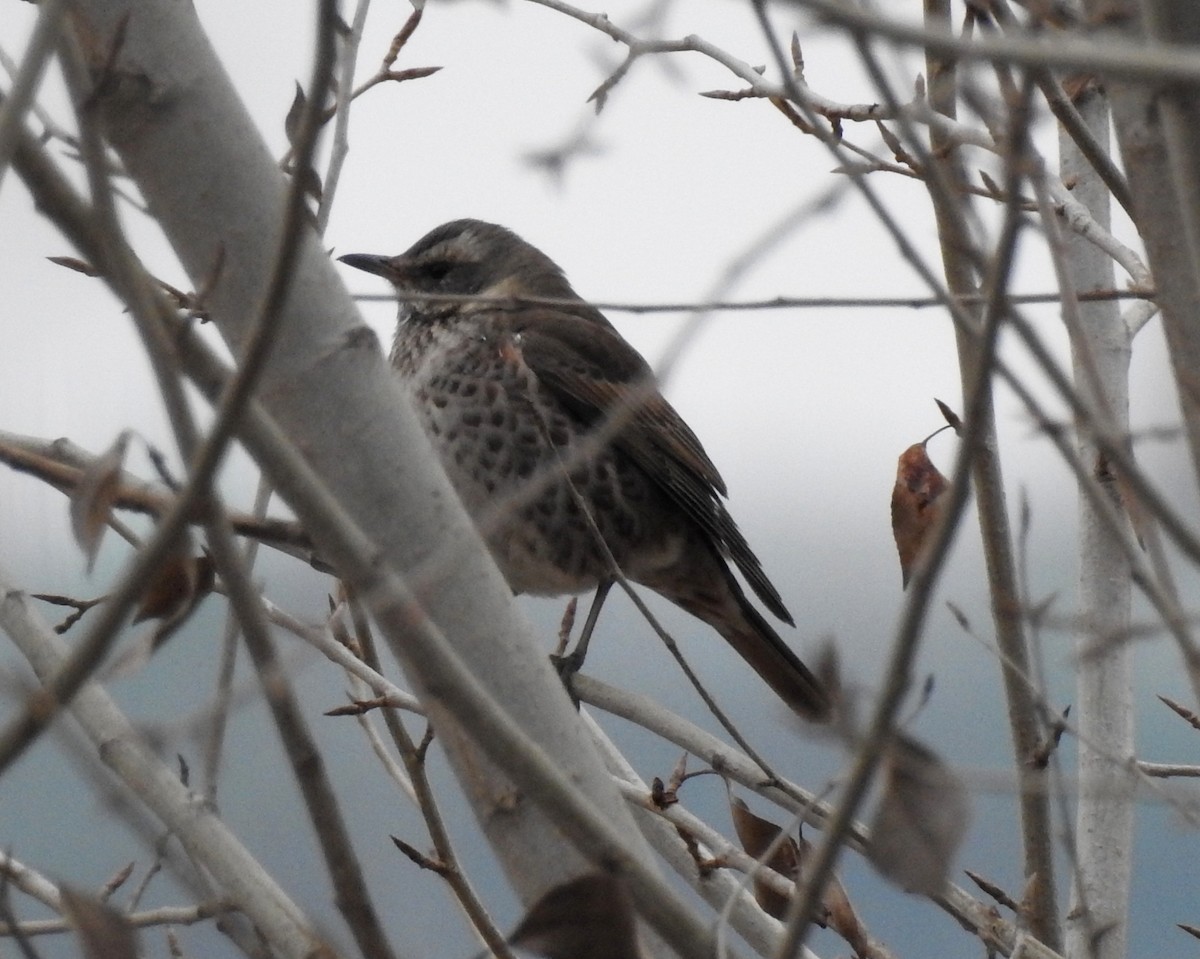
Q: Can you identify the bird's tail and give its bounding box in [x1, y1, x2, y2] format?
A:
[646, 550, 830, 722]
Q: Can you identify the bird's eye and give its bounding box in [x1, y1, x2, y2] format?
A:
[422, 260, 453, 283]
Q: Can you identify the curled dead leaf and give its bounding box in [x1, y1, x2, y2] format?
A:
[133, 550, 215, 624]
[104, 546, 215, 679]
[890, 442, 949, 588]
[728, 796, 871, 952]
[70, 431, 132, 572]
[60, 886, 139, 959]
[729, 795, 800, 920]
[508, 873, 638, 959]
[822, 870, 871, 957]
[867, 734, 970, 896]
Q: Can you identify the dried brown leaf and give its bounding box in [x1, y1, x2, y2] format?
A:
[867, 734, 970, 896]
[729, 796, 799, 920]
[822, 872, 871, 957]
[60, 887, 139, 959]
[509, 873, 638, 959]
[729, 796, 867, 949]
[890, 442, 949, 587]
[1018, 871, 1043, 925]
[104, 546, 216, 680]
[70, 431, 131, 572]
[133, 551, 215, 624]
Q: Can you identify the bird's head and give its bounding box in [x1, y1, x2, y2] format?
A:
[339, 219, 578, 317]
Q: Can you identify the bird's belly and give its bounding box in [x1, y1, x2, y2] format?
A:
[405, 380, 687, 596]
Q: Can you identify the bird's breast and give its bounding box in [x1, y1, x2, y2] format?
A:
[389, 316, 689, 596]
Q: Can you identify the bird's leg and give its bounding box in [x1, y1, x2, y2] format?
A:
[571, 578, 613, 667]
[551, 579, 613, 700]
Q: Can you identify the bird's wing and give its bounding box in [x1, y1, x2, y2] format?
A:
[506, 309, 793, 625]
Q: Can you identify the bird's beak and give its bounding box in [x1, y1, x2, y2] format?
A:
[337, 252, 395, 279]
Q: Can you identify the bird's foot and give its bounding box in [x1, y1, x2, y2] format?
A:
[548, 648, 586, 709]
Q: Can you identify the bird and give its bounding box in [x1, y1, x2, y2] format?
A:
[339, 219, 829, 721]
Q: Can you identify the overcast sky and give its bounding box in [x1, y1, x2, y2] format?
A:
[3, 2, 1200, 958]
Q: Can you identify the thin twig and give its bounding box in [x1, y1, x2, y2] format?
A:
[0, 0, 67, 192]
[1, 901, 234, 938]
[786, 0, 1200, 85]
[205, 508, 399, 959]
[0, 432, 314, 556]
[574, 675, 1065, 959]
[984, 0, 1134, 217]
[343, 591, 517, 959]
[349, 287, 1155, 312]
[0, 115, 216, 780]
[315, 0, 370, 235]
[200, 476, 272, 803]
[511, 0, 1149, 290]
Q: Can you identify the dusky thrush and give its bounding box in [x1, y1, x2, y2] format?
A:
[339, 219, 828, 721]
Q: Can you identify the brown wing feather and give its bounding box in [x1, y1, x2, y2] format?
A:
[508, 310, 794, 625]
